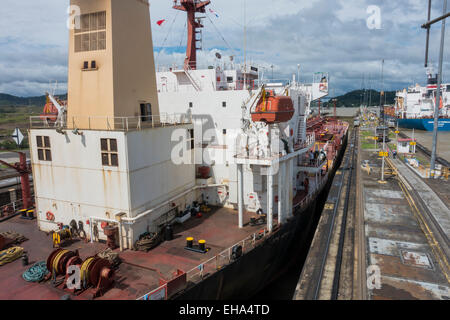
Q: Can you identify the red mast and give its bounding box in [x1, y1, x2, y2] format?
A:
[173, 0, 211, 70]
[0, 152, 32, 210]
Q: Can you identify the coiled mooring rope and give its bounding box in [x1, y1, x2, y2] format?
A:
[22, 261, 49, 282]
[0, 247, 24, 266]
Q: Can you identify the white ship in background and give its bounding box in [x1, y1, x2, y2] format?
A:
[394, 68, 450, 131]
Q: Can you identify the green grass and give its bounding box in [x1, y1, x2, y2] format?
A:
[0, 105, 41, 125]
[360, 130, 374, 138]
[0, 113, 30, 125]
[361, 143, 377, 150]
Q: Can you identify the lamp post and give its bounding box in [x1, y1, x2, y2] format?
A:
[429, 0, 447, 177]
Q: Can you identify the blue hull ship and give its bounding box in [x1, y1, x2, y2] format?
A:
[397, 118, 450, 131]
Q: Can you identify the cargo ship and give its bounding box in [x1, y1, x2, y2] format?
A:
[393, 69, 450, 131]
[0, 0, 348, 300]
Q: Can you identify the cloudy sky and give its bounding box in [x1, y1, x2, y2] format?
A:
[0, 0, 448, 97]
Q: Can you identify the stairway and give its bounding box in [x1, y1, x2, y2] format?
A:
[297, 116, 306, 143]
[184, 65, 202, 91]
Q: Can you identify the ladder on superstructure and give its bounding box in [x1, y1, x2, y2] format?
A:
[297, 92, 311, 144]
[184, 64, 202, 91]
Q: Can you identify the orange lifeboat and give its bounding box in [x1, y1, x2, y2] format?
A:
[39, 95, 60, 122]
[251, 90, 295, 124]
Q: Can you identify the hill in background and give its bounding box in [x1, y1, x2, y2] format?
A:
[323, 89, 396, 108]
[0, 93, 67, 108]
[0, 90, 394, 109]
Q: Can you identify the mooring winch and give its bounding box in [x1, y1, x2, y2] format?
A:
[44, 248, 115, 298]
[45, 248, 82, 282]
[80, 256, 114, 298]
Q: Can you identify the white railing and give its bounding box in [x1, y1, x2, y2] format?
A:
[137, 283, 167, 301]
[30, 113, 192, 131]
[137, 226, 271, 300]
[185, 227, 269, 284]
[295, 133, 315, 151]
[257, 79, 291, 87]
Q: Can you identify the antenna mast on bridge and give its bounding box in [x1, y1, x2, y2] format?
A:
[173, 0, 211, 70]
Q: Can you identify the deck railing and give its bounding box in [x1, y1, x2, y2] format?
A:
[294, 134, 315, 151]
[30, 113, 192, 131]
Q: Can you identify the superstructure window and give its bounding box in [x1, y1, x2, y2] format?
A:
[226, 77, 233, 83]
[101, 138, 118, 167]
[36, 136, 52, 161]
[222, 101, 227, 108]
[74, 11, 106, 53]
[189, 102, 193, 108]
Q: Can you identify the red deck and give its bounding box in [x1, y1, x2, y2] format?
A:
[0, 207, 264, 300]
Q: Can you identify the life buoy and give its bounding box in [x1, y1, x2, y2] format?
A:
[3, 205, 13, 215]
[46, 211, 55, 221]
[101, 222, 108, 229]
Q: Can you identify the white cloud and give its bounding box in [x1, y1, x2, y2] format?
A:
[0, 0, 448, 97]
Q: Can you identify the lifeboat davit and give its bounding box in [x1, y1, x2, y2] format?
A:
[251, 90, 295, 124]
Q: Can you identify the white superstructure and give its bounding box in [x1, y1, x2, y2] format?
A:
[156, 64, 329, 225]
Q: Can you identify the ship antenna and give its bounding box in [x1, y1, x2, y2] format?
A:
[173, 0, 211, 70]
[243, 0, 247, 88]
